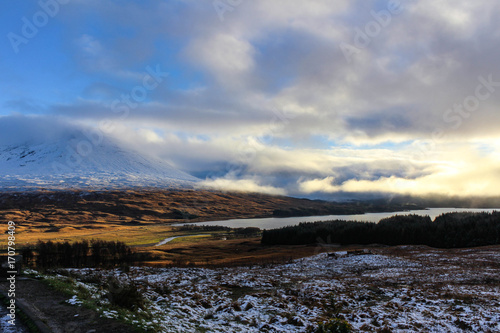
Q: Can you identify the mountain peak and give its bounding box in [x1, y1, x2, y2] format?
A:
[0, 121, 198, 191]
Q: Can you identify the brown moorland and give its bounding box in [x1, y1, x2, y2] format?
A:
[0, 189, 419, 265]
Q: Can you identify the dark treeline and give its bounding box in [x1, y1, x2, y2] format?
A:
[175, 225, 232, 232]
[175, 225, 261, 235]
[21, 240, 140, 268]
[233, 227, 261, 236]
[261, 212, 500, 248]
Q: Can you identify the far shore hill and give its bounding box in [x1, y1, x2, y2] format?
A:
[2, 189, 500, 227]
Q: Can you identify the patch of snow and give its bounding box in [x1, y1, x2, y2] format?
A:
[58, 249, 500, 333]
[66, 295, 83, 306]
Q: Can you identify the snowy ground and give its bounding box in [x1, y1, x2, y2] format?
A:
[44, 246, 500, 332]
[0, 306, 29, 333]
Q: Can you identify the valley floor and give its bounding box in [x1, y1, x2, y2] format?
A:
[32, 245, 500, 332]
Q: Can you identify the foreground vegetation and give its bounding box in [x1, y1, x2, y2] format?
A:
[262, 212, 500, 248]
[23, 245, 500, 332]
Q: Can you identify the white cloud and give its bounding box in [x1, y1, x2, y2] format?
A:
[186, 33, 256, 87]
[136, 129, 164, 143]
[199, 176, 286, 196]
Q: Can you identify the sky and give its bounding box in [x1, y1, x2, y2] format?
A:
[1, 0, 500, 199]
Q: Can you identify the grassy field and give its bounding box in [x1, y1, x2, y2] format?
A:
[6, 212, 337, 267]
[12, 221, 334, 267]
[11, 223, 206, 247]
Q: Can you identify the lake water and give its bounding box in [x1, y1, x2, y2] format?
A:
[173, 208, 499, 230]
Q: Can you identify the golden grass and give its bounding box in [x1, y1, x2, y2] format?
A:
[8, 221, 330, 267]
[166, 234, 214, 244]
[11, 224, 178, 247]
[0, 189, 369, 266]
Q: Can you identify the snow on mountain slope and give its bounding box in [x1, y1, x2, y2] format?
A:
[0, 129, 199, 191]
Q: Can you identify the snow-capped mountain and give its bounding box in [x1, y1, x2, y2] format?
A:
[0, 128, 199, 191]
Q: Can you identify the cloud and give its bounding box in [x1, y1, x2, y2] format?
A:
[5, 1, 500, 198]
[186, 33, 256, 88]
[35, 0, 500, 142]
[198, 176, 287, 196]
[2, 114, 499, 199]
[0, 115, 78, 146]
[299, 148, 500, 197]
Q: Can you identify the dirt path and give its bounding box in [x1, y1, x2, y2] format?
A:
[0, 277, 136, 333]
